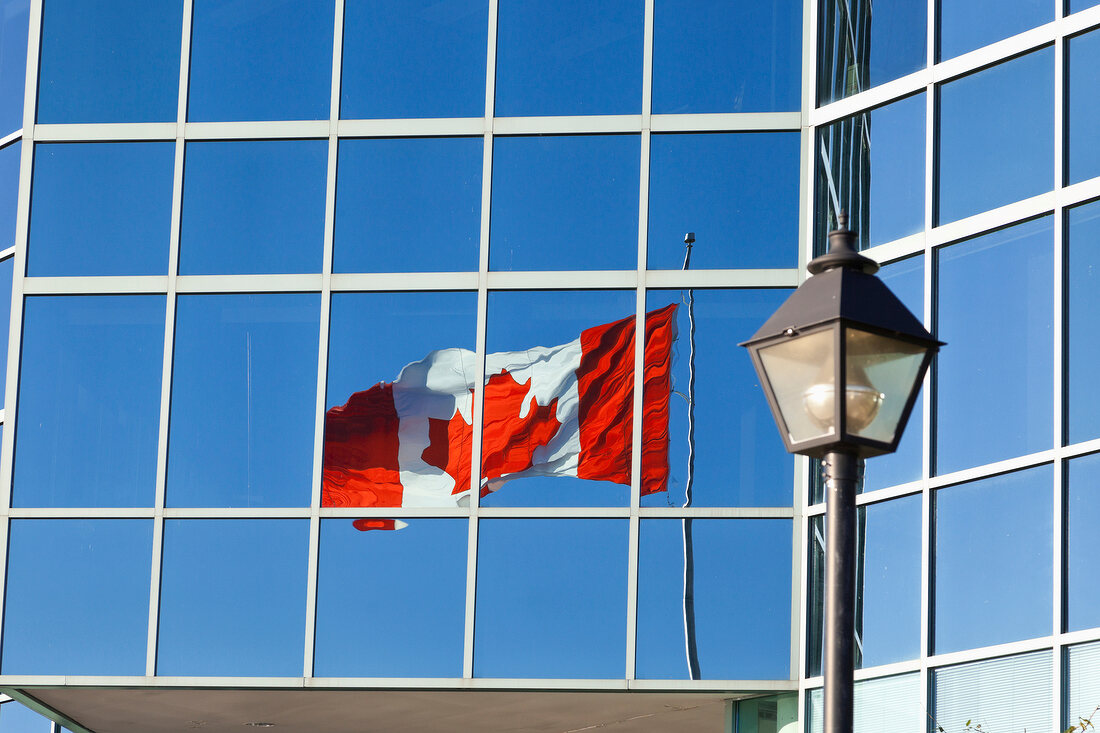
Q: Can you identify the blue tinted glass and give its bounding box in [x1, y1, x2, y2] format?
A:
[314, 518, 467, 676]
[648, 133, 800, 269]
[490, 135, 638, 271]
[495, 0, 642, 116]
[863, 256, 923, 490]
[933, 465, 1052, 653]
[817, 0, 924, 105]
[939, 0, 1050, 61]
[643, 289, 794, 508]
[1067, 29, 1100, 185]
[334, 138, 482, 273]
[37, 0, 181, 123]
[168, 294, 319, 507]
[14, 295, 164, 507]
[1067, 452, 1100, 632]
[187, 0, 333, 122]
[817, 94, 925, 253]
[0, 257, 11, 408]
[157, 519, 309, 676]
[0, 0, 28, 134]
[1068, 199, 1100, 444]
[653, 0, 800, 113]
[28, 143, 173, 276]
[937, 49, 1053, 225]
[935, 217, 1052, 475]
[0, 702, 52, 732]
[636, 519, 791, 680]
[180, 140, 326, 274]
[474, 519, 627, 678]
[2, 519, 151, 675]
[324, 292, 476, 509]
[0, 142, 17, 247]
[482, 290, 635, 508]
[340, 0, 487, 119]
[1070, 0, 1100, 11]
[858, 496, 922, 666]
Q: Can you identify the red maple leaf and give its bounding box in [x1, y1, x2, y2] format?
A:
[421, 370, 563, 494]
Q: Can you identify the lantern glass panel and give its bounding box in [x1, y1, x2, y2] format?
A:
[846, 328, 928, 444]
[757, 328, 836, 444]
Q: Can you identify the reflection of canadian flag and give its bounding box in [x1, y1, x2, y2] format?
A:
[322, 304, 677, 508]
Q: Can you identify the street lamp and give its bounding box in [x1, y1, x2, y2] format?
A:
[740, 213, 942, 733]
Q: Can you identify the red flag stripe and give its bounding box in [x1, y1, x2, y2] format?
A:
[322, 383, 403, 507]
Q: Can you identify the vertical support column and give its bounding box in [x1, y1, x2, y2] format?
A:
[823, 450, 859, 733]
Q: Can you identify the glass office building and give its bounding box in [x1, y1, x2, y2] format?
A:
[0, 0, 1098, 731]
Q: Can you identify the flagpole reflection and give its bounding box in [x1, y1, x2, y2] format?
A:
[681, 233, 701, 681]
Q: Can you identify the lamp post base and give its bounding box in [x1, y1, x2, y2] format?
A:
[823, 450, 861, 733]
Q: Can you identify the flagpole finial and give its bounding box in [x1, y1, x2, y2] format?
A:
[683, 232, 695, 270]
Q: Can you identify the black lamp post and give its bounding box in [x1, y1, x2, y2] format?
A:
[740, 214, 942, 733]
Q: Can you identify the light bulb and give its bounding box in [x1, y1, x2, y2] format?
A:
[802, 364, 883, 432]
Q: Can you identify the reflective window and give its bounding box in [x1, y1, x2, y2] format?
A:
[1068, 29, 1100, 186]
[1066, 641, 1100, 728]
[735, 695, 798, 733]
[490, 135, 639, 271]
[636, 519, 791, 680]
[1068, 199, 1100, 444]
[0, 142, 17, 248]
[157, 519, 309, 676]
[37, 0, 182, 123]
[935, 216, 1052, 475]
[934, 466, 1052, 654]
[168, 294, 319, 508]
[334, 138, 482, 273]
[937, 48, 1053, 225]
[0, 0, 28, 134]
[0, 257, 11, 409]
[187, 0, 333, 122]
[474, 519, 627, 678]
[494, 0, 642, 117]
[340, 0, 488, 119]
[28, 143, 173, 276]
[481, 290, 636, 508]
[0, 701, 53, 732]
[314, 518, 467, 677]
[817, 0, 924, 105]
[2, 519, 151, 675]
[180, 140, 326, 275]
[932, 651, 1052, 733]
[807, 674, 923, 733]
[1067, 452, 1100, 632]
[14, 295, 164, 507]
[648, 133, 799, 270]
[1070, 0, 1100, 12]
[653, 0, 800, 113]
[324, 291, 477, 509]
[939, 0, 1050, 61]
[642, 289, 794, 508]
[816, 94, 925, 253]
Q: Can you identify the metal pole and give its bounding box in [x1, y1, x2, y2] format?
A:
[681, 233, 700, 680]
[823, 450, 860, 733]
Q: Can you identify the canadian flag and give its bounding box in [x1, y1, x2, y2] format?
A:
[322, 303, 677, 508]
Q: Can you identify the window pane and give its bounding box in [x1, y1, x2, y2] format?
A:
[494, 0, 642, 117]
[323, 291, 477, 509]
[1070, 0, 1100, 12]
[168, 294, 319, 508]
[474, 519, 627, 678]
[817, 0, 924, 105]
[2, 519, 151, 675]
[0, 0, 28, 134]
[37, 0, 181, 123]
[653, 0, 800, 113]
[340, 0, 487, 119]
[1068, 200, 1100, 444]
[0, 256, 12, 408]
[939, 0, 1050, 61]
[481, 290, 636, 508]
[642, 289, 794, 508]
[28, 143, 173, 276]
[0, 142, 17, 248]
[647, 133, 799, 270]
[14, 295, 165, 507]
[490, 135, 639, 271]
[935, 216, 1053, 475]
[736, 695, 798, 733]
[937, 49, 1053, 225]
[636, 519, 791, 680]
[187, 0, 333, 122]
[806, 673, 924, 733]
[1068, 29, 1100, 185]
[933, 651, 1053, 733]
[1066, 641, 1100, 729]
[0, 701, 53, 732]
[333, 138, 482, 273]
[314, 518, 467, 677]
[157, 519, 309, 676]
[179, 140, 326, 275]
[1067, 452, 1100, 632]
[816, 94, 925, 253]
[934, 466, 1052, 654]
